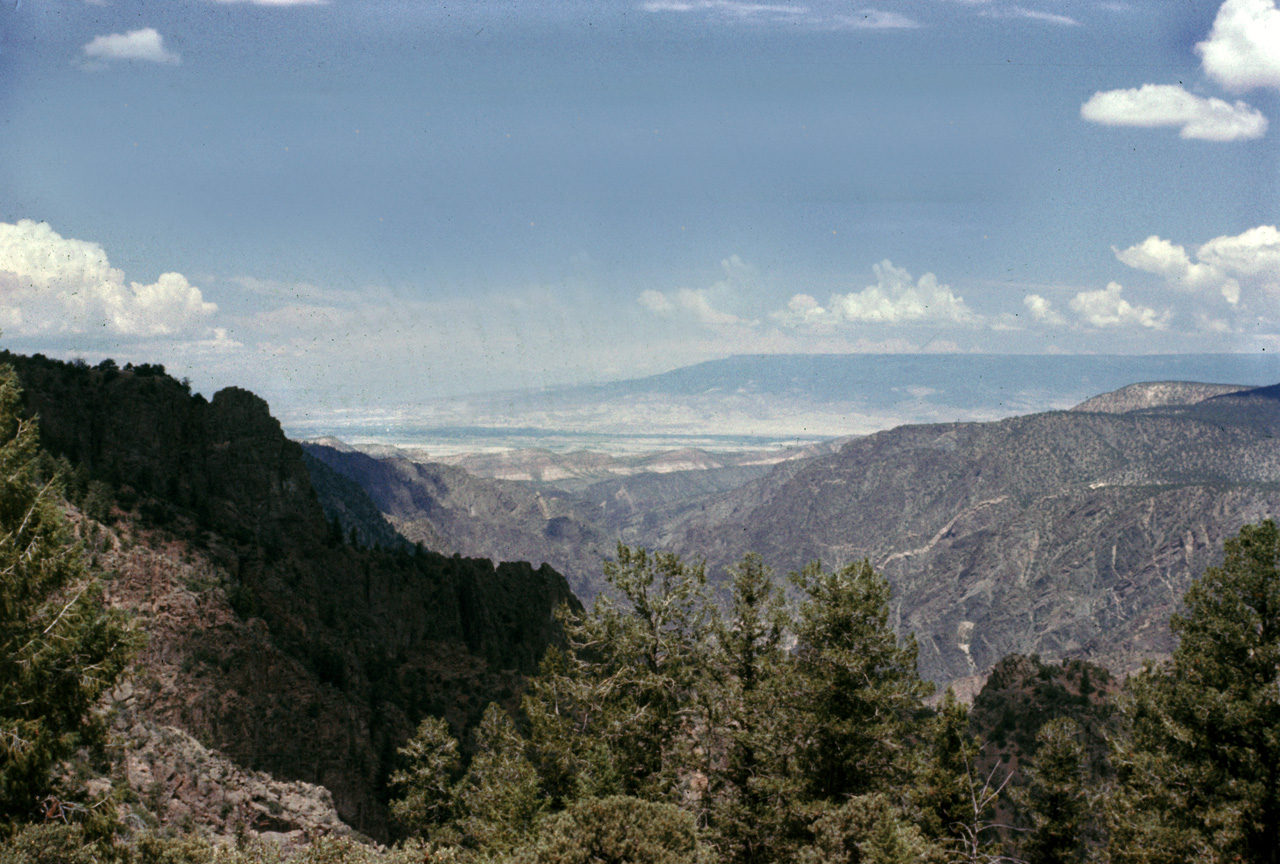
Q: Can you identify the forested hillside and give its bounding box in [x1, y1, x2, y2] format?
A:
[0, 352, 577, 838]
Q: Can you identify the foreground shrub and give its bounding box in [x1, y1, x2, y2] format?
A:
[510, 795, 710, 864]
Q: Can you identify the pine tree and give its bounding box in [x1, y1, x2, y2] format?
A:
[0, 364, 138, 829]
[912, 689, 981, 851]
[1108, 519, 1280, 864]
[510, 795, 709, 864]
[797, 794, 941, 864]
[788, 560, 933, 802]
[524, 545, 711, 802]
[388, 714, 460, 838]
[703, 554, 797, 864]
[453, 702, 544, 853]
[1014, 717, 1091, 864]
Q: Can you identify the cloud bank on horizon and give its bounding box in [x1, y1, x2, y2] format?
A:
[0, 0, 1277, 418]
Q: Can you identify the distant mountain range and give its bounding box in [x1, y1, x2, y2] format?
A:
[282, 353, 1280, 452]
[308, 377, 1280, 689]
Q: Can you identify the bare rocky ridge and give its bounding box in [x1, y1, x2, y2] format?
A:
[1070, 381, 1249, 414]
[301, 444, 614, 600]
[115, 717, 351, 846]
[299, 437, 854, 600]
[307, 380, 1280, 688]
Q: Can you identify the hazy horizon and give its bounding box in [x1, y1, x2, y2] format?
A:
[280, 352, 1280, 455]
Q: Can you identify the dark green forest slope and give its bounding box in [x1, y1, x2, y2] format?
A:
[0, 352, 577, 838]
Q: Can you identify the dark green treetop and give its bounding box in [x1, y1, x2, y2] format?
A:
[1109, 518, 1280, 864]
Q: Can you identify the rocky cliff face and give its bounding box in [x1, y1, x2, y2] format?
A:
[302, 443, 615, 600]
[650, 385, 1280, 685]
[6, 353, 577, 839]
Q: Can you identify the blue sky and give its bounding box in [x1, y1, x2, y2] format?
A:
[1, 0, 1278, 421]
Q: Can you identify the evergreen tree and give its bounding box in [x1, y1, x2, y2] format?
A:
[453, 702, 544, 853]
[524, 545, 711, 802]
[388, 715, 460, 838]
[788, 560, 932, 802]
[511, 795, 710, 864]
[703, 554, 797, 864]
[912, 689, 981, 851]
[0, 364, 138, 830]
[1013, 717, 1091, 864]
[1108, 519, 1280, 864]
[796, 794, 941, 864]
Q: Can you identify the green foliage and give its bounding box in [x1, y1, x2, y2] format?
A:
[911, 690, 980, 848]
[0, 364, 140, 829]
[1012, 718, 1091, 864]
[796, 795, 941, 864]
[387, 715, 460, 837]
[788, 560, 933, 801]
[0, 823, 105, 864]
[452, 704, 544, 853]
[522, 551, 944, 862]
[968, 655, 1114, 772]
[0, 828, 465, 864]
[1108, 519, 1280, 864]
[703, 554, 797, 864]
[524, 545, 711, 802]
[82, 482, 114, 525]
[389, 704, 542, 855]
[510, 795, 710, 864]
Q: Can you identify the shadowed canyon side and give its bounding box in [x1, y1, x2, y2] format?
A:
[652, 382, 1280, 684]
[299, 437, 853, 602]
[3, 353, 578, 839]
[300, 443, 616, 600]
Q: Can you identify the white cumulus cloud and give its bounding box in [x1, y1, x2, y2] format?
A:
[774, 261, 977, 327]
[1196, 225, 1280, 289]
[1023, 294, 1067, 325]
[1113, 225, 1280, 305]
[639, 255, 759, 327]
[1080, 84, 1266, 141]
[0, 220, 216, 337]
[1197, 0, 1280, 92]
[1114, 235, 1241, 303]
[81, 28, 180, 65]
[1069, 282, 1169, 329]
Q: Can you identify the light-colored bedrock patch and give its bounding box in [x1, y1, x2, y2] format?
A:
[957, 620, 977, 673]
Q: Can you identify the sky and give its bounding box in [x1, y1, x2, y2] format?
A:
[1, 0, 1279, 427]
